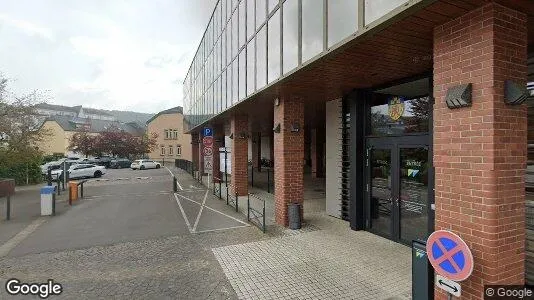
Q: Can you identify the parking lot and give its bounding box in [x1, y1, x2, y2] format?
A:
[0, 165, 265, 299]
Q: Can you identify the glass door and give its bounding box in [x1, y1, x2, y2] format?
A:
[366, 140, 430, 244]
[368, 144, 396, 239]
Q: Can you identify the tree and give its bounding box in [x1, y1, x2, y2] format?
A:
[69, 125, 158, 159]
[68, 131, 97, 157]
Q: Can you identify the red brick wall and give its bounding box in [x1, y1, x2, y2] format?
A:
[274, 96, 304, 226]
[231, 115, 248, 196]
[433, 3, 527, 299]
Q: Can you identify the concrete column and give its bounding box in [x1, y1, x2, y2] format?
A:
[274, 95, 304, 226]
[231, 115, 248, 196]
[433, 3, 527, 299]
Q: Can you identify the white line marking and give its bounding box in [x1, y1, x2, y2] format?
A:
[194, 225, 250, 234]
[175, 193, 249, 226]
[192, 189, 209, 232]
[0, 217, 48, 257]
[165, 166, 183, 191]
[173, 193, 193, 233]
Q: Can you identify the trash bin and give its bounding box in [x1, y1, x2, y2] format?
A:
[288, 202, 301, 230]
[412, 239, 434, 300]
[40, 186, 56, 216]
[69, 181, 78, 202]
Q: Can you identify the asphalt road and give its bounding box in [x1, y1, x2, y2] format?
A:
[0, 166, 266, 299]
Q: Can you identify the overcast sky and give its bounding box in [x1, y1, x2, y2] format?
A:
[0, 0, 216, 113]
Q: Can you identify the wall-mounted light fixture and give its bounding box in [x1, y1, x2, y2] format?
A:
[229, 133, 234, 139]
[290, 122, 300, 133]
[273, 123, 281, 133]
[445, 83, 472, 109]
[505, 80, 528, 105]
[274, 98, 280, 106]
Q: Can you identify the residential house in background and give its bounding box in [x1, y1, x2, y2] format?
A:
[146, 106, 191, 162]
[37, 115, 145, 157]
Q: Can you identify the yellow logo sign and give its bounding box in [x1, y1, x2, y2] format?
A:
[388, 96, 405, 121]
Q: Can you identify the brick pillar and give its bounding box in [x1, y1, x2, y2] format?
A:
[433, 3, 527, 299]
[251, 132, 261, 171]
[192, 133, 199, 172]
[231, 115, 248, 196]
[274, 95, 304, 226]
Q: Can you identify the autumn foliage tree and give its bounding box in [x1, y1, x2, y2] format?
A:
[68, 126, 157, 159]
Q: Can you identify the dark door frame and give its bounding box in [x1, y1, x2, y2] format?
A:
[348, 75, 435, 242]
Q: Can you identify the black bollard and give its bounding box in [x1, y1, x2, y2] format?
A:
[173, 176, 178, 192]
[47, 168, 52, 186]
[6, 195, 10, 220]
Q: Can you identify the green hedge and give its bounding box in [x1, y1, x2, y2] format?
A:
[0, 151, 43, 185]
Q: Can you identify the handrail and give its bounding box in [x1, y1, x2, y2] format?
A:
[247, 193, 266, 233]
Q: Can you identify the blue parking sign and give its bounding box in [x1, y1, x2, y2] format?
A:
[203, 127, 213, 137]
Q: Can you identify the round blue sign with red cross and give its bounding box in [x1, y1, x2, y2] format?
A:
[426, 230, 474, 282]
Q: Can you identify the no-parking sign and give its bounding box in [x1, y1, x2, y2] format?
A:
[426, 230, 474, 282]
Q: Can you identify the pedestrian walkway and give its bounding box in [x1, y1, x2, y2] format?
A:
[212, 213, 412, 300]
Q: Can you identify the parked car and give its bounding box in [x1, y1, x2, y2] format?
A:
[130, 160, 161, 170]
[68, 164, 106, 179]
[41, 161, 62, 175]
[110, 159, 132, 169]
[94, 156, 113, 168]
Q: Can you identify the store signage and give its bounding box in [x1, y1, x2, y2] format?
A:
[388, 96, 405, 121]
[426, 230, 473, 282]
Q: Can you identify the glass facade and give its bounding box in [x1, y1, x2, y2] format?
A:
[183, 0, 411, 130]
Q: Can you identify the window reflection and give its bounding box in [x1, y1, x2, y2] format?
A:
[365, 0, 406, 25]
[239, 0, 246, 49]
[370, 95, 430, 136]
[239, 49, 246, 101]
[247, 0, 255, 39]
[328, 0, 357, 47]
[256, 0, 266, 30]
[268, 9, 280, 83]
[282, 0, 298, 74]
[302, 0, 323, 62]
[232, 13, 238, 58]
[247, 37, 255, 95]
[256, 26, 266, 90]
[268, 0, 277, 14]
[232, 58, 238, 105]
[222, 70, 227, 110]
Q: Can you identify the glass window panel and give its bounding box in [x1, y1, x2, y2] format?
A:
[302, 0, 323, 62]
[365, 0, 406, 25]
[247, 37, 255, 96]
[283, 0, 298, 74]
[370, 94, 430, 136]
[226, 27, 232, 64]
[232, 13, 238, 57]
[256, 26, 266, 90]
[239, 49, 246, 101]
[268, 9, 280, 83]
[239, 0, 246, 49]
[328, 0, 357, 47]
[268, 0, 277, 14]
[222, 69, 227, 109]
[247, 0, 255, 39]
[232, 58, 238, 105]
[227, 0, 232, 22]
[222, 29, 226, 67]
[222, 0, 227, 24]
[256, 0, 266, 30]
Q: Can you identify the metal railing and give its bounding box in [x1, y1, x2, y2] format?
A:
[213, 176, 222, 199]
[226, 183, 238, 212]
[247, 193, 266, 233]
[248, 165, 275, 194]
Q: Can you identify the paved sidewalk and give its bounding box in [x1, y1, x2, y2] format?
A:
[213, 213, 412, 300]
[0, 184, 70, 247]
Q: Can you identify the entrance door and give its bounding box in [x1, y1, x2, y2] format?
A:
[367, 137, 430, 244]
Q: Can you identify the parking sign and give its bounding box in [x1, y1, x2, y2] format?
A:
[203, 127, 212, 137]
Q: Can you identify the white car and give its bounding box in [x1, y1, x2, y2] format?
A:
[130, 160, 161, 170]
[68, 164, 106, 179]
